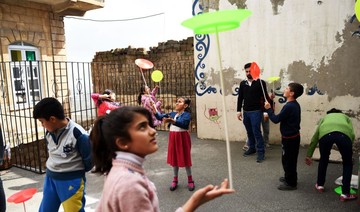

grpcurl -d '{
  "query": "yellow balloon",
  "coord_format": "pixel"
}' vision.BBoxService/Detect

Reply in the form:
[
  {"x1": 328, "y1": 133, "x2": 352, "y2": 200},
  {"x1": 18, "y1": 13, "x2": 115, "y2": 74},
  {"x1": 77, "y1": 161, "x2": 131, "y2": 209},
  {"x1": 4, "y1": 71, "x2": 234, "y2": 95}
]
[
  {"x1": 356, "y1": 0, "x2": 360, "y2": 22},
  {"x1": 151, "y1": 70, "x2": 163, "y2": 82}
]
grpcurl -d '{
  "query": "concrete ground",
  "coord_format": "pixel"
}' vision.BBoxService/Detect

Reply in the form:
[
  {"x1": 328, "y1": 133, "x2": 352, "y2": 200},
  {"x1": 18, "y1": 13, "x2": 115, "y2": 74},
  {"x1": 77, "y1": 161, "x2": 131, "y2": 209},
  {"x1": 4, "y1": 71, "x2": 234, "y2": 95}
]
[{"x1": 2, "y1": 131, "x2": 359, "y2": 212}]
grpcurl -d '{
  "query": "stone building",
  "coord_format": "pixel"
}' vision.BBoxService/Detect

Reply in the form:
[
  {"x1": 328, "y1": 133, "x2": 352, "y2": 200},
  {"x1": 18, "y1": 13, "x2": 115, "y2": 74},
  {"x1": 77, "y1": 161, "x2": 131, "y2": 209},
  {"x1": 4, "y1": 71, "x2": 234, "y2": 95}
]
[{"x1": 0, "y1": 0, "x2": 104, "y2": 171}]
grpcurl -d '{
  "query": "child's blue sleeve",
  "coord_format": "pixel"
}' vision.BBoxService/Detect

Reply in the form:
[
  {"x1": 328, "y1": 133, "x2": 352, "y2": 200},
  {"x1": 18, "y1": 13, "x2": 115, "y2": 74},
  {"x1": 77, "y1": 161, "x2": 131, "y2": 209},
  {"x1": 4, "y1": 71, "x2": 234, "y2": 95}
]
[
  {"x1": 173, "y1": 112, "x2": 191, "y2": 130},
  {"x1": 154, "y1": 112, "x2": 170, "y2": 120},
  {"x1": 74, "y1": 129, "x2": 93, "y2": 172}
]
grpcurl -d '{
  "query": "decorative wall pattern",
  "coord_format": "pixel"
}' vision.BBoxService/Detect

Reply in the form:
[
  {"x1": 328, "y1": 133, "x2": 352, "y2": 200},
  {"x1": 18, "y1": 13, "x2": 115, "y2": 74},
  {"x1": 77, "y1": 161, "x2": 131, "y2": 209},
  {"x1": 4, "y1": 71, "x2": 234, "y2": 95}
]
[{"x1": 193, "y1": 0, "x2": 216, "y2": 96}]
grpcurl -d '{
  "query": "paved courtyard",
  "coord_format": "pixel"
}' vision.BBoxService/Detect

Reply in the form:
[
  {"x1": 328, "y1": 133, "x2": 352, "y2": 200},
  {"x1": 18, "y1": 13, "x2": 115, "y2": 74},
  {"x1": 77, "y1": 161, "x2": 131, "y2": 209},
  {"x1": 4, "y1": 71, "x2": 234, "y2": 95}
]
[{"x1": 2, "y1": 131, "x2": 359, "y2": 211}]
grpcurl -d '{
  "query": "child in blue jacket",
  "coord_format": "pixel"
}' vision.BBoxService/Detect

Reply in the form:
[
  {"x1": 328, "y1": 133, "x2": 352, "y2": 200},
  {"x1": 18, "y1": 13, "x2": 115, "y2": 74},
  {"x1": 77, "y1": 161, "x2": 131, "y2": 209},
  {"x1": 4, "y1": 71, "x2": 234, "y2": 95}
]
[{"x1": 153, "y1": 97, "x2": 195, "y2": 191}]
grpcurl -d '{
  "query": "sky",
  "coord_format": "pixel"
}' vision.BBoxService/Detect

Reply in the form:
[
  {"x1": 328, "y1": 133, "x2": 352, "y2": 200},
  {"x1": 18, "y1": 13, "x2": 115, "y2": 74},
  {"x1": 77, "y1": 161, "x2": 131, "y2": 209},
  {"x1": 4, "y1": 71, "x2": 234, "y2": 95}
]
[{"x1": 64, "y1": 0, "x2": 194, "y2": 62}]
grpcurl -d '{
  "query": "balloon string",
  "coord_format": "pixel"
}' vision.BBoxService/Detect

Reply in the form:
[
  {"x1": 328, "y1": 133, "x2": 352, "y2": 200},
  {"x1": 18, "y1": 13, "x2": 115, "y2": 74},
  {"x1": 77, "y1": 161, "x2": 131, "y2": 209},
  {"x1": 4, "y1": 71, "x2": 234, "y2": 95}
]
[{"x1": 215, "y1": 29, "x2": 233, "y2": 189}]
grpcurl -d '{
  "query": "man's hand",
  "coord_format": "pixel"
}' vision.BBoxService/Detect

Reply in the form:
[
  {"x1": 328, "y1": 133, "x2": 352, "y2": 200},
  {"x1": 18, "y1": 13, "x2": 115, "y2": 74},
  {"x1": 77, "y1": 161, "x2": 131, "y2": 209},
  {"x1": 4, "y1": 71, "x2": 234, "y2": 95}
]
[{"x1": 237, "y1": 112, "x2": 242, "y2": 121}]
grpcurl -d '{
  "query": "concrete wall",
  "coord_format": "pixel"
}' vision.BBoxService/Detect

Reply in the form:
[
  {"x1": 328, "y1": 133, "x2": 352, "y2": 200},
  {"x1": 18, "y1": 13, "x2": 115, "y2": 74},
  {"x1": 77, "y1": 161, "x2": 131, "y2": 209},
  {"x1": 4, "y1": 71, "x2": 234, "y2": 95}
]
[{"x1": 194, "y1": 0, "x2": 360, "y2": 144}]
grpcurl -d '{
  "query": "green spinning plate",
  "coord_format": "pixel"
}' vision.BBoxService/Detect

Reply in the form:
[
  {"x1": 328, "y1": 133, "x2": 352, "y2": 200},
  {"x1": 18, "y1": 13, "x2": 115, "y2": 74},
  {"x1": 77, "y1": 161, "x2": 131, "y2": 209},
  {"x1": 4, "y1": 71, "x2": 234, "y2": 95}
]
[
  {"x1": 181, "y1": 9, "x2": 252, "y2": 34},
  {"x1": 334, "y1": 186, "x2": 357, "y2": 195},
  {"x1": 356, "y1": 0, "x2": 360, "y2": 22},
  {"x1": 267, "y1": 76, "x2": 281, "y2": 83}
]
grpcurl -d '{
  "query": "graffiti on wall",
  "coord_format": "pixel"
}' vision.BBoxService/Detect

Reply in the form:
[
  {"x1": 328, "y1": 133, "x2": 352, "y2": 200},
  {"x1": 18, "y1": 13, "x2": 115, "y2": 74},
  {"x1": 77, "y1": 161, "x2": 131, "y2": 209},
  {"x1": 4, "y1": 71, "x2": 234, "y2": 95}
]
[{"x1": 204, "y1": 105, "x2": 222, "y2": 125}]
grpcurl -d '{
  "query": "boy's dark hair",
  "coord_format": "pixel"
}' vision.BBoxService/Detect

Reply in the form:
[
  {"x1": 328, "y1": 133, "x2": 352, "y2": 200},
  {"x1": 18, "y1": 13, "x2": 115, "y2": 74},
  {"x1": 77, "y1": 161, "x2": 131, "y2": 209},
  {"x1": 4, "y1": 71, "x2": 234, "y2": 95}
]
[
  {"x1": 90, "y1": 106, "x2": 154, "y2": 175},
  {"x1": 326, "y1": 108, "x2": 343, "y2": 114},
  {"x1": 33, "y1": 97, "x2": 65, "y2": 120},
  {"x1": 288, "y1": 82, "x2": 304, "y2": 99},
  {"x1": 244, "y1": 63, "x2": 251, "y2": 69}
]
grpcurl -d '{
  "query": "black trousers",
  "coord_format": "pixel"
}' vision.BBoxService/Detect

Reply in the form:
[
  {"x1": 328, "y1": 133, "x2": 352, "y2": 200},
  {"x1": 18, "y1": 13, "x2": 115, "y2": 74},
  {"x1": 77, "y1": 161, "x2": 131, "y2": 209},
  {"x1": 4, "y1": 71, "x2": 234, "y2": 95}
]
[
  {"x1": 318, "y1": 132, "x2": 353, "y2": 194},
  {"x1": 0, "y1": 177, "x2": 5, "y2": 212},
  {"x1": 282, "y1": 135, "x2": 300, "y2": 187}
]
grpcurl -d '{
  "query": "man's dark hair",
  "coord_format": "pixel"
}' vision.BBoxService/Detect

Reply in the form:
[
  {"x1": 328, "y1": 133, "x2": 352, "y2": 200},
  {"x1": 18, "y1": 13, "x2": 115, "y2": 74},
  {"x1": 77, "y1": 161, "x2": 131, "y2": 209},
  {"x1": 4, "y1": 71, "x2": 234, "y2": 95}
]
[
  {"x1": 288, "y1": 82, "x2": 304, "y2": 99},
  {"x1": 244, "y1": 63, "x2": 251, "y2": 69},
  {"x1": 33, "y1": 97, "x2": 65, "y2": 120},
  {"x1": 326, "y1": 108, "x2": 343, "y2": 114}
]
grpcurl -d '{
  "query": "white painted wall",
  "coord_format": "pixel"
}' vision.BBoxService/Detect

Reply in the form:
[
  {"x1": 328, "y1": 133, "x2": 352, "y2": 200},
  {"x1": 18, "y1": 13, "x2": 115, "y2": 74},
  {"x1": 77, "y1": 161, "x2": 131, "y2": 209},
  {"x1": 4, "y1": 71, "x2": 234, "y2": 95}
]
[{"x1": 193, "y1": 0, "x2": 360, "y2": 144}]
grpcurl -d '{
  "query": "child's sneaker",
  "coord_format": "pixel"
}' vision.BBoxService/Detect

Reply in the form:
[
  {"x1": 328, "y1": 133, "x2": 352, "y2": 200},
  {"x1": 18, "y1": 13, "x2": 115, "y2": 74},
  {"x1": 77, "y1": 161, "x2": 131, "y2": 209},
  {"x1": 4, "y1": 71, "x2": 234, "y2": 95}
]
[
  {"x1": 340, "y1": 194, "x2": 357, "y2": 202},
  {"x1": 188, "y1": 181, "x2": 195, "y2": 191},
  {"x1": 315, "y1": 183, "x2": 324, "y2": 192},
  {"x1": 170, "y1": 181, "x2": 178, "y2": 191}
]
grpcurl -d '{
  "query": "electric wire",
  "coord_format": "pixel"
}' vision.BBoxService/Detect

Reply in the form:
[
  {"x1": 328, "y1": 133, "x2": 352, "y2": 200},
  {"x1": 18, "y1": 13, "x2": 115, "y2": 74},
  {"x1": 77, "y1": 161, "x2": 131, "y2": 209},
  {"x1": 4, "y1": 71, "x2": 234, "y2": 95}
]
[{"x1": 64, "y1": 12, "x2": 165, "y2": 22}]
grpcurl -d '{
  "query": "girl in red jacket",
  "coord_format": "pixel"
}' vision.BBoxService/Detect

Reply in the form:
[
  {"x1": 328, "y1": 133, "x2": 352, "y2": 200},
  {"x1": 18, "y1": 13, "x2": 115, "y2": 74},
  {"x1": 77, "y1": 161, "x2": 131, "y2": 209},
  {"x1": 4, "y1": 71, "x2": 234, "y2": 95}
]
[{"x1": 91, "y1": 89, "x2": 121, "y2": 116}]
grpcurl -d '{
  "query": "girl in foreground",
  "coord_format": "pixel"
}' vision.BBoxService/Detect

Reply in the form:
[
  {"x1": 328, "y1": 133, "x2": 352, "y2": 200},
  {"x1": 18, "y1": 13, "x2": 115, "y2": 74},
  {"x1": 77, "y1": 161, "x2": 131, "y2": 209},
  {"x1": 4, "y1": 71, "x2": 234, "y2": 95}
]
[{"x1": 90, "y1": 106, "x2": 234, "y2": 212}]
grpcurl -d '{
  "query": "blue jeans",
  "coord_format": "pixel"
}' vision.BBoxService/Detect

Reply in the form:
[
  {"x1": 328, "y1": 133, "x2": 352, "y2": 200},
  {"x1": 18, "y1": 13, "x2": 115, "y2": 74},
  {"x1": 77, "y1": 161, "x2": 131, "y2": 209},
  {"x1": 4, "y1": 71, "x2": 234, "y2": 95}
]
[
  {"x1": 243, "y1": 110, "x2": 265, "y2": 154},
  {"x1": 317, "y1": 132, "x2": 353, "y2": 194},
  {"x1": 261, "y1": 117, "x2": 270, "y2": 144}
]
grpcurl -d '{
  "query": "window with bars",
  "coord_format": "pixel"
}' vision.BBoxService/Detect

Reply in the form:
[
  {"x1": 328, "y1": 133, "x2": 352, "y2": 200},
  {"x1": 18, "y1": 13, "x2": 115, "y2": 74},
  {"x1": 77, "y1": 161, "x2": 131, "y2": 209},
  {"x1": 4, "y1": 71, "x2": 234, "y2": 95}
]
[{"x1": 9, "y1": 42, "x2": 42, "y2": 107}]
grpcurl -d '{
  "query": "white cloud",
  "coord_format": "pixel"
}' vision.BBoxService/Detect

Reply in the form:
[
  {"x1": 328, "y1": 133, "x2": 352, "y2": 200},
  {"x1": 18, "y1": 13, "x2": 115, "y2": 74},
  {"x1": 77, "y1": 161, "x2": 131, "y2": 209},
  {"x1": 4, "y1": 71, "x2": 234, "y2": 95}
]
[{"x1": 64, "y1": 0, "x2": 193, "y2": 62}]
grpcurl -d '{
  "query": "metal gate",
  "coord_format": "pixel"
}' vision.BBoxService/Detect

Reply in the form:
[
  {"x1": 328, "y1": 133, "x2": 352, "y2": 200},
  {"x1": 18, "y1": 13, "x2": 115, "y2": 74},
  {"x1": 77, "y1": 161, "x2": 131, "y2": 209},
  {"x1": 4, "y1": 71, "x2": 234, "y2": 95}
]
[{"x1": 0, "y1": 60, "x2": 196, "y2": 173}]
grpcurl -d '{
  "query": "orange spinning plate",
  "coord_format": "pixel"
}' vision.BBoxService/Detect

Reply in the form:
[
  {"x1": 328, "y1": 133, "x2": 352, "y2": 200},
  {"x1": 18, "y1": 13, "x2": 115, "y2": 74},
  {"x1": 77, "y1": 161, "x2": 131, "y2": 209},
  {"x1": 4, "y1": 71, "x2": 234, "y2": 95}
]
[
  {"x1": 135, "y1": 58, "x2": 154, "y2": 70},
  {"x1": 250, "y1": 62, "x2": 260, "y2": 80},
  {"x1": 7, "y1": 188, "x2": 37, "y2": 204}
]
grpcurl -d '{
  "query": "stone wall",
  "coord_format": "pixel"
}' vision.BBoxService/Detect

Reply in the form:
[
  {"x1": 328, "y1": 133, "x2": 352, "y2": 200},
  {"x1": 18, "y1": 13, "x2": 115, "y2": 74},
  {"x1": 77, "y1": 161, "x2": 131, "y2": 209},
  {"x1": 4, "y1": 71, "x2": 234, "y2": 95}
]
[
  {"x1": 92, "y1": 37, "x2": 194, "y2": 95},
  {"x1": 91, "y1": 37, "x2": 197, "y2": 131}
]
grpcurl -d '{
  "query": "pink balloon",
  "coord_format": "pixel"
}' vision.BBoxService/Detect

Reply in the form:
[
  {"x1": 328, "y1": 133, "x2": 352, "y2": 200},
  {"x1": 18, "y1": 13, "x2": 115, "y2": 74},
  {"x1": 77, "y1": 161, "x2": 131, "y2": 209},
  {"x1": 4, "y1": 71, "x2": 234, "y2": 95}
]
[
  {"x1": 135, "y1": 58, "x2": 154, "y2": 70},
  {"x1": 250, "y1": 62, "x2": 260, "y2": 80}
]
